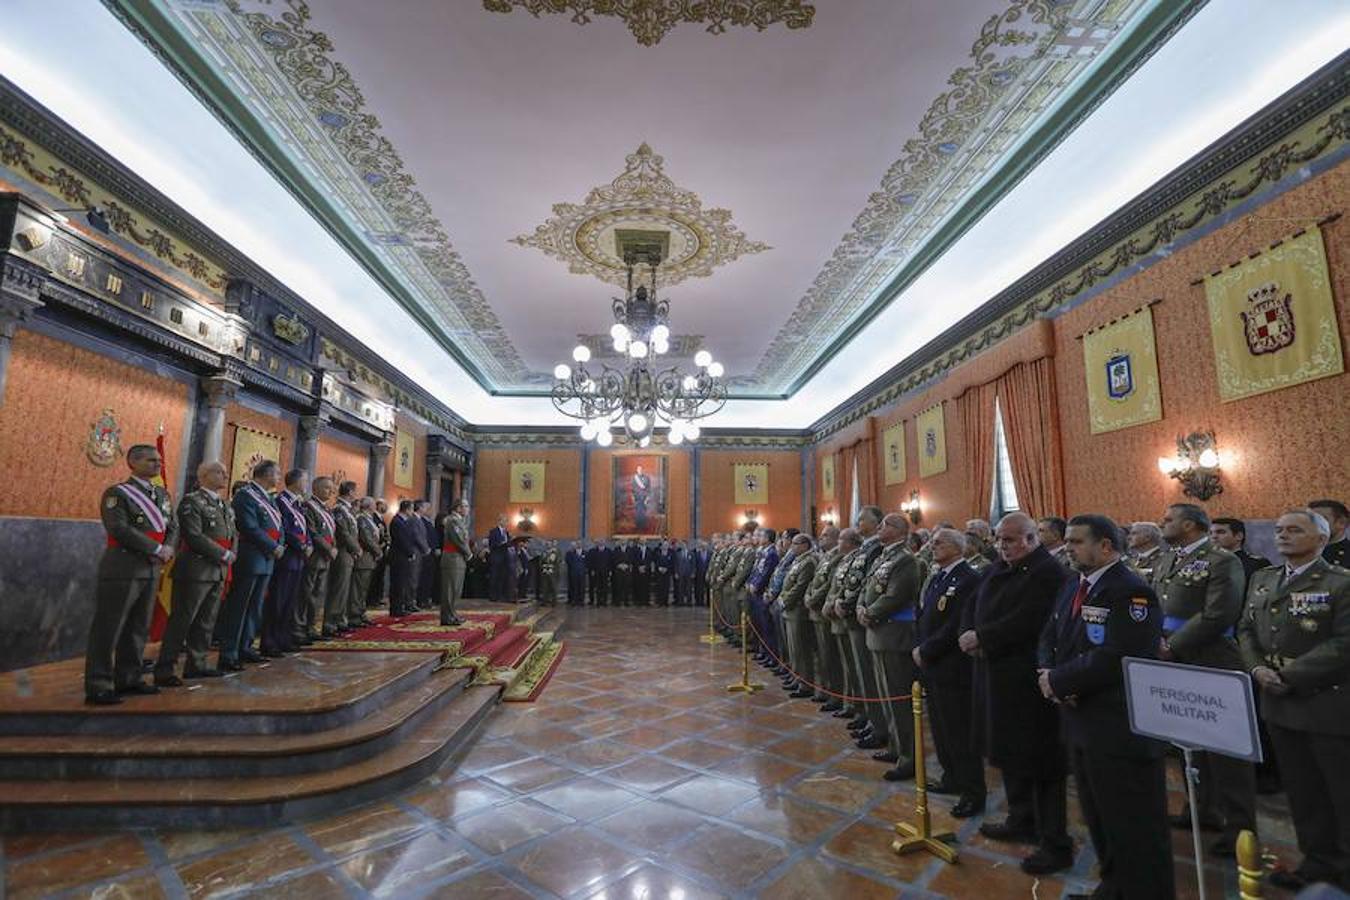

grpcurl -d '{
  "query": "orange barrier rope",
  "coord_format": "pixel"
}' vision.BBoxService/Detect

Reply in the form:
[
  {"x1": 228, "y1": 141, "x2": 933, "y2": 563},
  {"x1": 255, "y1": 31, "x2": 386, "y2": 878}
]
[{"x1": 709, "y1": 593, "x2": 911, "y2": 704}]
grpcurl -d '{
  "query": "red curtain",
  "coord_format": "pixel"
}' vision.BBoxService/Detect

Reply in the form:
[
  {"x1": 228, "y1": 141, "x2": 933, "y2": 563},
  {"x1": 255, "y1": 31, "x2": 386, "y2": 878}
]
[
  {"x1": 837, "y1": 443, "x2": 856, "y2": 524},
  {"x1": 996, "y1": 357, "x2": 1065, "y2": 519},
  {"x1": 956, "y1": 381, "x2": 996, "y2": 520},
  {"x1": 855, "y1": 438, "x2": 877, "y2": 509}
]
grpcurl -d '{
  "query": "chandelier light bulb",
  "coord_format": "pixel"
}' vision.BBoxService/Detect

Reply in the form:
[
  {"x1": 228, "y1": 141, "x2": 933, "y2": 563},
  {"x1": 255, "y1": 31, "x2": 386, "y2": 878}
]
[
  {"x1": 653, "y1": 338, "x2": 669, "y2": 355},
  {"x1": 652, "y1": 324, "x2": 670, "y2": 343},
  {"x1": 694, "y1": 350, "x2": 713, "y2": 368},
  {"x1": 707, "y1": 361, "x2": 724, "y2": 378},
  {"x1": 630, "y1": 340, "x2": 648, "y2": 359},
  {"x1": 684, "y1": 423, "x2": 701, "y2": 441},
  {"x1": 627, "y1": 412, "x2": 649, "y2": 433},
  {"x1": 1157, "y1": 456, "x2": 1177, "y2": 475},
  {"x1": 613, "y1": 336, "x2": 628, "y2": 352},
  {"x1": 639, "y1": 436, "x2": 651, "y2": 448},
  {"x1": 681, "y1": 375, "x2": 697, "y2": 391},
  {"x1": 596, "y1": 429, "x2": 613, "y2": 447},
  {"x1": 580, "y1": 422, "x2": 598, "y2": 441},
  {"x1": 553, "y1": 363, "x2": 571, "y2": 380},
  {"x1": 669, "y1": 429, "x2": 684, "y2": 445},
  {"x1": 572, "y1": 344, "x2": 591, "y2": 363},
  {"x1": 610, "y1": 323, "x2": 630, "y2": 341}
]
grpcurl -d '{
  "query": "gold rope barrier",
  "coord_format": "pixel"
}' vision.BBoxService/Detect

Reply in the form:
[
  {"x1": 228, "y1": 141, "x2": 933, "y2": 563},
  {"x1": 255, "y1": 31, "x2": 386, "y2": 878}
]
[
  {"x1": 1237, "y1": 829, "x2": 1262, "y2": 899},
  {"x1": 725, "y1": 610, "x2": 764, "y2": 694},
  {"x1": 892, "y1": 680, "x2": 957, "y2": 863},
  {"x1": 699, "y1": 594, "x2": 722, "y2": 645}
]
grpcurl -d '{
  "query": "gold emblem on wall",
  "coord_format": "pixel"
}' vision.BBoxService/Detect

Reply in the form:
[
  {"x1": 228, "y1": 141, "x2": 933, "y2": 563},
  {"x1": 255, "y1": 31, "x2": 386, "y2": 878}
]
[
  {"x1": 512, "y1": 143, "x2": 768, "y2": 289},
  {"x1": 916, "y1": 403, "x2": 947, "y2": 479},
  {"x1": 85, "y1": 409, "x2": 121, "y2": 468},
  {"x1": 882, "y1": 421, "x2": 906, "y2": 485},
  {"x1": 482, "y1": 0, "x2": 815, "y2": 47},
  {"x1": 734, "y1": 463, "x2": 769, "y2": 506},
  {"x1": 229, "y1": 424, "x2": 282, "y2": 486},
  {"x1": 820, "y1": 453, "x2": 835, "y2": 500},
  {"x1": 1203, "y1": 227, "x2": 1343, "y2": 402},
  {"x1": 394, "y1": 429, "x2": 415, "y2": 489},
  {"x1": 509, "y1": 460, "x2": 547, "y2": 503},
  {"x1": 1082, "y1": 304, "x2": 1163, "y2": 434}
]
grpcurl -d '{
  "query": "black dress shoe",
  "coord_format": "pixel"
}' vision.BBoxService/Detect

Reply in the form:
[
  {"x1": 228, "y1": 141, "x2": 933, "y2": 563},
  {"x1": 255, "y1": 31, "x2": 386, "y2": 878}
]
[
  {"x1": 116, "y1": 682, "x2": 160, "y2": 695},
  {"x1": 321, "y1": 627, "x2": 339, "y2": 638},
  {"x1": 184, "y1": 668, "x2": 223, "y2": 679},
  {"x1": 855, "y1": 734, "x2": 886, "y2": 750},
  {"x1": 154, "y1": 675, "x2": 184, "y2": 688},
  {"x1": 241, "y1": 651, "x2": 265, "y2": 663},
  {"x1": 85, "y1": 690, "x2": 123, "y2": 706},
  {"x1": 847, "y1": 717, "x2": 870, "y2": 731},
  {"x1": 926, "y1": 780, "x2": 958, "y2": 795},
  {"x1": 789, "y1": 688, "x2": 814, "y2": 699},
  {"x1": 1020, "y1": 847, "x2": 1074, "y2": 875},
  {"x1": 951, "y1": 796, "x2": 986, "y2": 818},
  {"x1": 261, "y1": 650, "x2": 286, "y2": 659},
  {"x1": 820, "y1": 701, "x2": 843, "y2": 712},
  {"x1": 872, "y1": 750, "x2": 899, "y2": 763},
  {"x1": 1169, "y1": 813, "x2": 1223, "y2": 832},
  {"x1": 219, "y1": 659, "x2": 244, "y2": 672},
  {"x1": 832, "y1": 708, "x2": 856, "y2": 719},
  {"x1": 883, "y1": 762, "x2": 916, "y2": 782},
  {"x1": 979, "y1": 820, "x2": 1038, "y2": 844}
]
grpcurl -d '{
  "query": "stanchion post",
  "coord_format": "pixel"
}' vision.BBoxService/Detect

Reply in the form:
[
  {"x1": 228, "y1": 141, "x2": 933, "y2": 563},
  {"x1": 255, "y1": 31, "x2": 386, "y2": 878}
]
[
  {"x1": 1181, "y1": 746, "x2": 1208, "y2": 900},
  {"x1": 725, "y1": 610, "x2": 764, "y2": 694},
  {"x1": 892, "y1": 679, "x2": 957, "y2": 863},
  {"x1": 699, "y1": 595, "x2": 721, "y2": 644},
  {"x1": 1236, "y1": 829, "x2": 1262, "y2": 899}
]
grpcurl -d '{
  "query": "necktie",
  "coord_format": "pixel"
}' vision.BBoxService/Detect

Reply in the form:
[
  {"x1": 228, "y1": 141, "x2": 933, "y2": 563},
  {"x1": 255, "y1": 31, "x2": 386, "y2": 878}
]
[
  {"x1": 1070, "y1": 577, "x2": 1090, "y2": 619},
  {"x1": 923, "y1": 572, "x2": 945, "y2": 609}
]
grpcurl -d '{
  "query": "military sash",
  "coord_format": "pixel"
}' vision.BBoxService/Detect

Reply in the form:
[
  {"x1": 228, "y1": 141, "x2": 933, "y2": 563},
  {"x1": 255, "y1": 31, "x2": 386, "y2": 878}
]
[
  {"x1": 246, "y1": 483, "x2": 284, "y2": 540},
  {"x1": 308, "y1": 498, "x2": 336, "y2": 545},
  {"x1": 109, "y1": 482, "x2": 167, "y2": 547}
]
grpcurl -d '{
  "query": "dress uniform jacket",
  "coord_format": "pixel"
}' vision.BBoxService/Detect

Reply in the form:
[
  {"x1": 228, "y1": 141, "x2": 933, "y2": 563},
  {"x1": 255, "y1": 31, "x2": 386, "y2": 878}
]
[
  {"x1": 781, "y1": 552, "x2": 818, "y2": 620},
  {"x1": 805, "y1": 548, "x2": 842, "y2": 623},
  {"x1": 325, "y1": 499, "x2": 360, "y2": 629},
  {"x1": 1128, "y1": 545, "x2": 1165, "y2": 583},
  {"x1": 155, "y1": 487, "x2": 228, "y2": 679},
  {"x1": 1324, "y1": 538, "x2": 1350, "y2": 570},
  {"x1": 963, "y1": 543, "x2": 1068, "y2": 776},
  {"x1": 861, "y1": 543, "x2": 922, "y2": 652},
  {"x1": 300, "y1": 496, "x2": 337, "y2": 638},
  {"x1": 827, "y1": 547, "x2": 861, "y2": 637},
  {"x1": 1153, "y1": 539, "x2": 1245, "y2": 669},
  {"x1": 915, "y1": 560, "x2": 981, "y2": 687}
]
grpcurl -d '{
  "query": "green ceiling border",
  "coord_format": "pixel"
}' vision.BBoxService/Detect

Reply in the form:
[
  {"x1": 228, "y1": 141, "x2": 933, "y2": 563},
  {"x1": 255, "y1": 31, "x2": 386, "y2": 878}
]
[{"x1": 105, "y1": 0, "x2": 1203, "y2": 402}]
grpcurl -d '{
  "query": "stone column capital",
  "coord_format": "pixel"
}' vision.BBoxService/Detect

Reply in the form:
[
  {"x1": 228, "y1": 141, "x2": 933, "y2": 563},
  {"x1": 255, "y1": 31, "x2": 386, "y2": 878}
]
[
  {"x1": 297, "y1": 409, "x2": 331, "y2": 442},
  {"x1": 371, "y1": 437, "x2": 395, "y2": 463},
  {"x1": 0, "y1": 255, "x2": 46, "y2": 338},
  {"x1": 199, "y1": 373, "x2": 243, "y2": 409}
]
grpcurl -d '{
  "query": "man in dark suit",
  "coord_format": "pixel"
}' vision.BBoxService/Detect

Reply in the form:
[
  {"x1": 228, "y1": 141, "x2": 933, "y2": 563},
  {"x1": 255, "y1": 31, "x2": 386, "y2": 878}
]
[
  {"x1": 487, "y1": 515, "x2": 511, "y2": 603},
  {"x1": 613, "y1": 539, "x2": 634, "y2": 606},
  {"x1": 85, "y1": 444, "x2": 180, "y2": 704},
  {"x1": 1309, "y1": 499, "x2": 1350, "y2": 569},
  {"x1": 1039, "y1": 514, "x2": 1172, "y2": 900},
  {"x1": 586, "y1": 539, "x2": 608, "y2": 606},
  {"x1": 634, "y1": 540, "x2": 653, "y2": 605},
  {"x1": 913, "y1": 527, "x2": 985, "y2": 816},
  {"x1": 262, "y1": 469, "x2": 311, "y2": 656},
  {"x1": 960, "y1": 512, "x2": 1072, "y2": 875},
  {"x1": 365, "y1": 499, "x2": 390, "y2": 608},
  {"x1": 694, "y1": 540, "x2": 711, "y2": 606},
  {"x1": 653, "y1": 539, "x2": 675, "y2": 605},
  {"x1": 218, "y1": 460, "x2": 284, "y2": 671},
  {"x1": 1212, "y1": 517, "x2": 1272, "y2": 580},
  {"x1": 674, "y1": 540, "x2": 695, "y2": 605},
  {"x1": 388, "y1": 500, "x2": 425, "y2": 616},
  {"x1": 415, "y1": 500, "x2": 438, "y2": 609},
  {"x1": 565, "y1": 541, "x2": 586, "y2": 605}
]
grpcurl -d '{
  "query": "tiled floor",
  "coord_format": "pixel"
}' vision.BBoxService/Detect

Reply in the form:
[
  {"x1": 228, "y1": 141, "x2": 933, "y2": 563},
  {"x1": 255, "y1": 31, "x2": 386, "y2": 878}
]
[{"x1": 0, "y1": 607, "x2": 1301, "y2": 899}]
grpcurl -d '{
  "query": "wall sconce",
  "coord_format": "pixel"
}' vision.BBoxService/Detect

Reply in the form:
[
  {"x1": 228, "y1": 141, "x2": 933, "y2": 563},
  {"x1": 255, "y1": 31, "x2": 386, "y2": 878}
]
[
  {"x1": 900, "y1": 490, "x2": 922, "y2": 525},
  {"x1": 740, "y1": 508, "x2": 759, "y2": 528},
  {"x1": 820, "y1": 507, "x2": 838, "y2": 527},
  {"x1": 1157, "y1": 431, "x2": 1223, "y2": 501},
  {"x1": 516, "y1": 507, "x2": 536, "y2": 531}
]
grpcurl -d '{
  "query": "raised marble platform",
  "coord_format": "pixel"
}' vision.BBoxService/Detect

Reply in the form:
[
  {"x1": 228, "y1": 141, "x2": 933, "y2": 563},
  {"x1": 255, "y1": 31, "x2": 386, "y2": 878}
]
[{"x1": 0, "y1": 603, "x2": 570, "y2": 830}]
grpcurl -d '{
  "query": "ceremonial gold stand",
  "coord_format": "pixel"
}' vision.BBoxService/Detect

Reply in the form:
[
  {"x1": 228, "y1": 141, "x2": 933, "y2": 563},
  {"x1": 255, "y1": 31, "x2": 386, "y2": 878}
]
[
  {"x1": 1237, "y1": 829, "x2": 1262, "y2": 899},
  {"x1": 892, "y1": 680, "x2": 957, "y2": 863},
  {"x1": 725, "y1": 611, "x2": 764, "y2": 694},
  {"x1": 699, "y1": 596, "x2": 722, "y2": 644}
]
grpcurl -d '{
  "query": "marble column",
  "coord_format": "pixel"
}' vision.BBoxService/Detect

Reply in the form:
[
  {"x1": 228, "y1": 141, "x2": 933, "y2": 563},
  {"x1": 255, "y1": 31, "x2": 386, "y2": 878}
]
[
  {"x1": 0, "y1": 256, "x2": 46, "y2": 407},
  {"x1": 296, "y1": 410, "x2": 329, "y2": 475},
  {"x1": 199, "y1": 374, "x2": 241, "y2": 464},
  {"x1": 369, "y1": 437, "x2": 393, "y2": 498}
]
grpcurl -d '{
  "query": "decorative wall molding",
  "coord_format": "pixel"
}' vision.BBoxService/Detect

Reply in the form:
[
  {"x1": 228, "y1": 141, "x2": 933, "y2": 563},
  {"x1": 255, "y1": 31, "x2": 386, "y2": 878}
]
[
  {"x1": 810, "y1": 57, "x2": 1350, "y2": 441},
  {"x1": 481, "y1": 0, "x2": 815, "y2": 47}
]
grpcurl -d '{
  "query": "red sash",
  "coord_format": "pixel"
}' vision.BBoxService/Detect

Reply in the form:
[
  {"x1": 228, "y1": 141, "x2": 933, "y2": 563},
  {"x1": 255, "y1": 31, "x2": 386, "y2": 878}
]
[
  {"x1": 107, "y1": 482, "x2": 168, "y2": 550},
  {"x1": 108, "y1": 530, "x2": 166, "y2": 550},
  {"x1": 443, "y1": 542, "x2": 462, "y2": 554},
  {"x1": 217, "y1": 537, "x2": 235, "y2": 593},
  {"x1": 266, "y1": 528, "x2": 282, "y2": 540}
]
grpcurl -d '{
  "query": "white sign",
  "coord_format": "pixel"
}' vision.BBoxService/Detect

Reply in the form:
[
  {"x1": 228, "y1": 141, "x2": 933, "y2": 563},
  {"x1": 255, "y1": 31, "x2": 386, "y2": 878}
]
[{"x1": 1123, "y1": 657, "x2": 1263, "y2": 762}]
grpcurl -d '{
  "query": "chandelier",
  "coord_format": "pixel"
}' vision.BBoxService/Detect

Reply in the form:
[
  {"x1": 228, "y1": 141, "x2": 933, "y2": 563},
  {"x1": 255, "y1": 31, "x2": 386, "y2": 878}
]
[{"x1": 552, "y1": 253, "x2": 727, "y2": 447}]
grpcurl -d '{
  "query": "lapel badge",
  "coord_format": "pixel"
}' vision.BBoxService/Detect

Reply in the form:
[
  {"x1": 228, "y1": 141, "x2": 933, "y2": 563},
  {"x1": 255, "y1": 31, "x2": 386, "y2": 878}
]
[{"x1": 1129, "y1": 597, "x2": 1149, "y2": 623}]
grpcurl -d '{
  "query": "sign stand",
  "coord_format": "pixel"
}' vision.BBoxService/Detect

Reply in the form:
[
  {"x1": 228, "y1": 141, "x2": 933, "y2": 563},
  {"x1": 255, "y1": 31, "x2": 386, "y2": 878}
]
[{"x1": 1179, "y1": 744, "x2": 1207, "y2": 900}]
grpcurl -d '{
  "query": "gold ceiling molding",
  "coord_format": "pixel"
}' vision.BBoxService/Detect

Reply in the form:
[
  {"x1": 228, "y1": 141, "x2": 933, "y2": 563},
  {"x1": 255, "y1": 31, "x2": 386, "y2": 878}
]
[
  {"x1": 482, "y1": 0, "x2": 815, "y2": 47},
  {"x1": 512, "y1": 142, "x2": 768, "y2": 288}
]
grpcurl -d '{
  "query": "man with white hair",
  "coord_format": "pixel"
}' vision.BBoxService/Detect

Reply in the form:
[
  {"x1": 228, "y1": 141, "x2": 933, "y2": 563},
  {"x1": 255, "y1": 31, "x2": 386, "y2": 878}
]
[
  {"x1": 1240, "y1": 508, "x2": 1350, "y2": 891},
  {"x1": 1126, "y1": 521, "x2": 1165, "y2": 580},
  {"x1": 960, "y1": 511, "x2": 1073, "y2": 874}
]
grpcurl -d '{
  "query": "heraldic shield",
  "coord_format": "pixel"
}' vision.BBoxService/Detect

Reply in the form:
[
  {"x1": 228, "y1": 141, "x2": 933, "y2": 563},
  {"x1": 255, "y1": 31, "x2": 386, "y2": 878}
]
[
  {"x1": 1106, "y1": 353, "x2": 1134, "y2": 400},
  {"x1": 1241, "y1": 282, "x2": 1296, "y2": 356}
]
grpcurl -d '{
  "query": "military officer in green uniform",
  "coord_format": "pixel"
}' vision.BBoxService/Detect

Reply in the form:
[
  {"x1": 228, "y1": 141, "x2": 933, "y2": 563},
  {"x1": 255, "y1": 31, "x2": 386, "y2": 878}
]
[
  {"x1": 85, "y1": 444, "x2": 179, "y2": 704},
  {"x1": 823, "y1": 529, "x2": 863, "y2": 721},
  {"x1": 539, "y1": 541, "x2": 562, "y2": 606},
  {"x1": 154, "y1": 460, "x2": 233, "y2": 686},
  {"x1": 805, "y1": 527, "x2": 843, "y2": 709},
  {"x1": 1126, "y1": 521, "x2": 1166, "y2": 581},
  {"x1": 1240, "y1": 507, "x2": 1350, "y2": 891},
  {"x1": 321, "y1": 481, "x2": 361, "y2": 637},
  {"x1": 715, "y1": 533, "x2": 744, "y2": 635},
  {"x1": 779, "y1": 534, "x2": 818, "y2": 699},
  {"x1": 1311, "y1": 499, "x2": 1350, "y2": 569},
  {"x1": 1154, "y1": 502, "x2": 1255, "y2": 855},
  {"x1": 841, "y1": 506, "x2": 888, "y2": 750},
  {"x1": 439, "y1": 498, "x2": 471, "y2": 626},
  {"x1": 727, "y1": 532, "x2": 757, "y2": 642},
  {"x1": 297, "y1": 476, "x2": 337, "y2": 644},
  {"x1": 347, "y1": 497, "x2": 381, "y2": 626},
  {"x1": 860, "y1": 513, "x2": 923, "y2": 780}
]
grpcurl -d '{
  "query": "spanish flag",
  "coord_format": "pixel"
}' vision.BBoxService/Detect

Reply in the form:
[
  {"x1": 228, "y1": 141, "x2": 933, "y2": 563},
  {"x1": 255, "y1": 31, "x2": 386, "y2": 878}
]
[{"x1": 149, "y1": 428, "x2": 175, "y2": 642}]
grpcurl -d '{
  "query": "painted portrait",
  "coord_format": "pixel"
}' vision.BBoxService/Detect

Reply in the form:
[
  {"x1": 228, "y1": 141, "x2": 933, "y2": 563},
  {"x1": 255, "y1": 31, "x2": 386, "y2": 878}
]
[{"x1": 612, "y1": 454, "x2": 667, "y2": 537}]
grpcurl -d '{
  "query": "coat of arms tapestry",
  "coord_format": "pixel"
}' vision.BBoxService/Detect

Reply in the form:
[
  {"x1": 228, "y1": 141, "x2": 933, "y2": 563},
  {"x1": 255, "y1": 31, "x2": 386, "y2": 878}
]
[
  {"x1": 882, "y1": 421, "x2": 906, "y2": 485},
  {"x1": 916, "y1": 403, "x2": 947, "y2": 478},
  {"x1": 1203, "y1": 227, "x2": 1342, "y2": 402},
  {"x1": 1082, "y1": 305, "x2": 1163, "y2": 434},
  {"x1": 733, "y1": 463, "x2": 769, "y2": 506},
  {"x1": 509, "y1": 460, "x2": 546, "y2": 503}
]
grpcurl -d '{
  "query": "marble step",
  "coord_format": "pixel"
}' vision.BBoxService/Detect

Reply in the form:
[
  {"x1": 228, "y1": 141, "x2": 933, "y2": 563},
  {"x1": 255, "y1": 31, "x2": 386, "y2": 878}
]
[
  {"x1": 0, "y1": 683, "x2": 501, "y2": 831},
  {"x1": 0, "y1": 652, "x2": 440, "y2": 736},
  {"x1": 0, "y1": 666, "x2": 473, "y2": 780}
]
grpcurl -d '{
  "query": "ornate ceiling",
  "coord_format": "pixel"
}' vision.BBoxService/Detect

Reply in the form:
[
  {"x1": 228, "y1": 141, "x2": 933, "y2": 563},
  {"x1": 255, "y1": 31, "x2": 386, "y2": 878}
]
[{"x1": 108, "y1": 0, "x2": 1191, "y2": 397}]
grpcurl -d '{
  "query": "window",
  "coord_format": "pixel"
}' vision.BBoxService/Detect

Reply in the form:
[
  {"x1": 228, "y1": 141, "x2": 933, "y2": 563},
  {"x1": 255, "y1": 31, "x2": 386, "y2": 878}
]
[
  {"x1": 849, "y1": 461, "x2": 861, "y2": 526},
  {"x1": 991, "y1": 396, "x2": 1020, "y2": 519}
]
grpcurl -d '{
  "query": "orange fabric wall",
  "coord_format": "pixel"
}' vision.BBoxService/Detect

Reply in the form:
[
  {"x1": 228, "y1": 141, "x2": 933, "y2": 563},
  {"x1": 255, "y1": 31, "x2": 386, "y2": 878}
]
[
  {"x1": 316, "y1": 434, "x2": 369, "y2": 490},
  {"x1": 222, "y1": 403, "x2": 295, "y2": 484},
  {"x1": 699, "y1": 449, "x2": 803, "y2": 535},
  {"x1": 384, "y1": 413, "x2": 427, "y2": 508},
  {"x1": 586, "y1": 448, "x2": 692, "y2": 539},
  {"x1": 474, "y1": 447, "x2": 583, "y2": 538},
  {"x1": 1054, "y1": 163, "x2": 1350, "y2": 522},
  {"x1": 812, "y1": 160, "x2": 1350, "y2": 526},
  {"x1": 0, "y1": 329, "x2": 189, "y2": 519}
]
